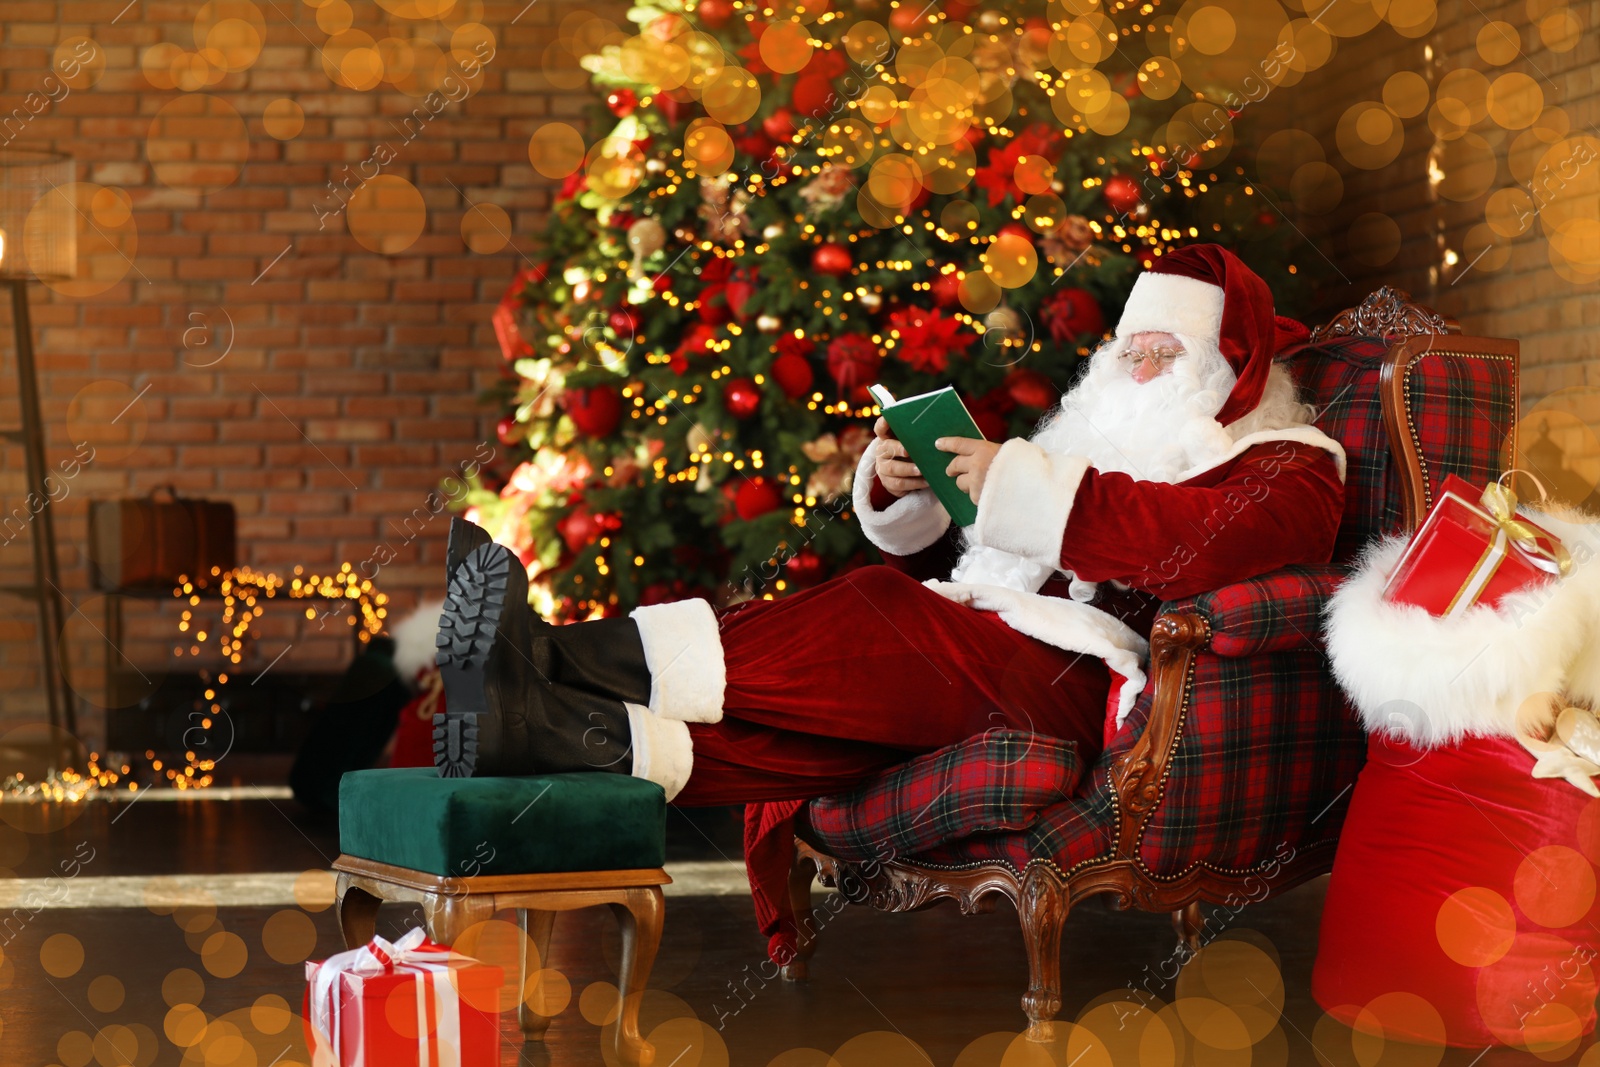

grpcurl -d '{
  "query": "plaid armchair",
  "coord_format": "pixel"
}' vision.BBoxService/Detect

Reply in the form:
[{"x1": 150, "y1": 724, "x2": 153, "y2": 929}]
[{"x1": 786, "y1": 289, "x2": 1521, "y2": 1039}]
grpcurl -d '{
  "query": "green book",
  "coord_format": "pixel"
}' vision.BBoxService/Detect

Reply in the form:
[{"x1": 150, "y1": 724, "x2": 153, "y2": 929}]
[{"x1": 868, "y1": 384, "x2": 986, "y2": 527}]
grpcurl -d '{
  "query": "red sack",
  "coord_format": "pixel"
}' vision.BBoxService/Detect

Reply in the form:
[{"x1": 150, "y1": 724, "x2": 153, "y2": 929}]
[{"x1": 1313, "y1": 733, "x2": 1600, "y2": 1050}]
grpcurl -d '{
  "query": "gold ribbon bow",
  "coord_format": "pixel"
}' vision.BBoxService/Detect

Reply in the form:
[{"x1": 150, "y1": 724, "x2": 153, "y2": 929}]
[{"x1": 1479, "y1": 482, "x2": 1572, "y2": 577}]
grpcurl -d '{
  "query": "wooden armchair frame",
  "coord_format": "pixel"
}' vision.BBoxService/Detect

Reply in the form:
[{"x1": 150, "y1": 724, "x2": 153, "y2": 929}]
[{"x1": 785, "y1": 288, "x2": 1520, "y2": 1040}]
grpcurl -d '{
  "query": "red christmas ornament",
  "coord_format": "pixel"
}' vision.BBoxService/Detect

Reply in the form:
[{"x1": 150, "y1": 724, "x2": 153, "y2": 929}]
[
  {"x1": 723, "y1": 377, "x2": 762, "y2": 419},
  {"x1": 785, "y1": 547, "x2": 826, "y2": 586},
  {"x1": 826, "y1": 334, "x2": 882, "y2": 399},
  {"x1": 656, "y1": 90, "x2": 694, "y2": 124},
  {"x1": 791, "y1": 74, "x2": 836, "y2": 120},
  {"x1": 762, "y1": 107, "x2": 797, "y2": 142},
  {"x1": 1103, "y1": 174, "x2": 1142, "y2": 215},
  {"x1": 812, "y1": 242, "x2": 853, "y2": 276},
  {"x1": 606, "y1": 88, "x2": 637, "y2": 117},
  {"x1": 734, "y1": 477, "x2": 784, "y2": 521},
  {"x1": 496, "y1": 415, "x2": 521, "y2": 446},
  {"x1": 725, "y1": 279, "x2": 757, "y2": 322},
  {"x1": 967, "y1": 389, "x2": 1014, "y2": 442},
  {"x1": 652, "y1": 273, "x2": 673, "y2": 294},
  {"x1": 998, "y1": 222, "x2": 1034, "y2": 243},
  {"x1": 697, "y1": 0, "x2": 733, "y2": 28},
  {"x1": 566, "y1": 384, "x2": 623, "y2": 437},
  {"x1": 608, "y1": 308, "x2": 636, "y2": 336},
  {"x1": 930, "y1": 271, "x2": 962, "y2": 308},
  {"x1": 698, "y1": 286, "x2": 731, "y2": 325},
  {"x1": 733, "y1": 129, "x2": 773, "y2": 159},
  {"x1": 1043, "y1": 287, "x2": 1105, "y2": 343},
  {"x1": 1257, "y1": 210, "x2": 1279, "y2": 228},
  {"x1": 1004, "y1": 368, "x2": 1058, "y2": 410},
  {"x1": 557, "y1": 503, "x2": 605, "y2": 554},
  {"x1": 771, "y1": 352, "x2": 814, "y2": 399}
]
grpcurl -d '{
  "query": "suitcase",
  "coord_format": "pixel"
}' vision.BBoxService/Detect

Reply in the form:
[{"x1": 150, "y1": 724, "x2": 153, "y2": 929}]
[{"x1": 89, "y1": 488, "x2": 236, "y2": 591}]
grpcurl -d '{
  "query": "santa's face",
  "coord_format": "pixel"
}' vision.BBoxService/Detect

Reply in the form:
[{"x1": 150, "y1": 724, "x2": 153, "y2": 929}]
[{"x1": 1124, "y1": 331, "x2": 1182, "y2": 384}]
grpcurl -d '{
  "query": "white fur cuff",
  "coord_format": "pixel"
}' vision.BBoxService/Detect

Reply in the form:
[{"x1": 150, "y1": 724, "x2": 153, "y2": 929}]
[
  {"x1": 626, "y1": 702, "x2": 693, "y2": 801},
  {"x1": 1115, "y1": 272, "x2": 1225, "y2": 344},
  {"x1": 852, "y1": 438, "x2": 953, "y2": 556},
  {"x1": 629, "y1": 598, "x2": 726, "y2": 723},
  {"x1": 970, "y1": 439, "x2": 1088, "y2": 567}
]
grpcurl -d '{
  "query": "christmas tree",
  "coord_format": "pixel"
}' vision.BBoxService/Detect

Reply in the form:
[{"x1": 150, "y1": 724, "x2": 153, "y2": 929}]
[{"x1": 473, "y1": 0, "x2": 1308, "y2": 620}]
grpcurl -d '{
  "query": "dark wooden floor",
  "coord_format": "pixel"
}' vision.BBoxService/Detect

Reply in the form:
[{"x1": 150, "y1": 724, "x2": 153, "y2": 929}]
[{"x1": 0, "y1": 797, "x2": 1589, "y2": 1066}]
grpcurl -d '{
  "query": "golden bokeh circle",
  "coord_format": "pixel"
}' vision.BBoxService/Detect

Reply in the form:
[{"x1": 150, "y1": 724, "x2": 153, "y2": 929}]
[
  {"x1": 54, "y1": 36, "x2": 106, "y2": 89},
  {"x1": 1524, "y1": 1000, "x2": 1586, "y2": 1060},
  {"x1": 1514, "y1": 401, "x2": 1600, "y2": 510},
  {"x1": 148, "y1": 94, "x2": 250, "y2": 193},
  {"x1": 1437, "y1": 68, "x2": 1491, "y2": 127},
  {"x1": 529, "y1": 122, "x2": 586, "y2": 180},
  {"x1": 858, "y1": 84, "x2": 899, "y2": 126},
  {"x1": 920, "y1": 141, "x2": 976, "y2": 195},
  {"x1": 941, "y1": 200, "x2": 980, "y2": 235},
  {"x1": 250, "y1": 993, "x2": 292, "y2": 1035},
  {"x1": 1540, "y1": 9, "x2": 1582, "y2": 50},
  {"x1": 1024, "y1": 193, "x2": 1066, "y2": 234},
  {"x1": 684, "y1": 123, "x2": 736, "y2": 177},
  {"x1": 203, "y1": 18, "x2": 264, "y2": 72},
  {"x1": 760, "y1": 21, "x2": 814, "y2": 74},
  {"x1": 584, "y1": 137, "x2": 647, "y2": 201},
  {"x1": 141, "y1": 42, "x2": 183, "y2": 89},
  {"x1": 522, "y1": 967, "x2": 572, "y2": 1017},
  {"x1": 1488, "y1": 72, "x2": 1544, "y2": 129},
  {"x1": 261, "y1": 908, "x2": 319, "y2": 964},
  {"x1": 26, "y1": 182, "x2": 139, "y2": 297},
  {"x1": 1317, "y1": 0, "x2": 1382, "y2": 35},
  {"x1": 163, "y1": 967, "x2": 206, "y2": 1007},
  {"x1": 703, "y1": 66, "x2": 762, "y2": 125},
  {"x1": 1290, "y1": 160, "x2": 1343, "y2": 214},
  {"x1": 1075, "y1": 1000, "x2": 1178, "y2": 1066},
  {"x1": 1165, "y1": 101, "x2": 1233, "y2": 168},
  {"x1": 346, "y1": 174, "x2": 427, "y2": 254},
  {"x1": 461, "y1": 202, "x2": 511, "y2": 254},
  {"x1": 92, "y1": 1024, "x2": 143, "y2": 1067},
  {"x1": 1388, "y1": 0, "x2": 1438, "y2": 36},
  {"x1": 262, "y1": 98, "x2": 304, "y2": 140},
  {"x1": 984, "y1": 232, "x2": 1038, "y2": 289},
  {"x1": 316, "y1": 0, "x2": 352, "y2": 33},
  {"x1": 648, "y1": 1017, "x2": 731, "y2": 1067},
  {"x1": 164, "y1": 1003, "x2": 207, "y2": 1048},
  {"x1": 450, "y1": 21, "x2": 495, "y2": 67},
  {"x1": 580, "y1": 980, "x2": 622, "y2": 1026},
  {"x1": 1382, "y1": 70, "x2": 1430, "y2": 118},
  {"x1": 866, "y1": 153, "x2": 922, "y2": 211},
  {"x1": 41, "y1": 932, "x2": 85, "y2": 978},
  {"x1": 1486, "y1": 187, "x2": 1535, "y2": 237},
  {"x1": 834, "y1": 1030, "x2": 934, "y2": 1066},
  {"x1": 1476, "y1": 20, "x2": 1522, "y2": 64},
  {"x1": 201, "y1": 930, "x2": 248, "y2": 978},
  {"x1": 1434, "y1": 133, "x2": 1497, "y2": 202},
  {"x1": 88, "y1": 973, "x2": 125, "y2": 1013},
  {"x1": 959, "y1": 270, "x2": 1002, "y2": 314},
  {"x1": 1337, "y1": 101, "x2": 1403, "y2": 169},
  {"x1": 1514, "y1": 844, "x2": 1596, "y2": 928},
  {"x1": 453, "y1": 916, "x2": 535, "y2": 1015},
  {"x1": 57, "y1": 1030, "x2": 92, "y2": 1067},
  {"x1": 1137, "y1": 56, "x2": 1183, "y2": 100},
  {"x1": 1436, "y1": 885, "x2": 1516, "y2": 967},
  {"x1": 1187, "y1": 5, "x2": 1237, "y2": 53},
  {"x1": 291, "y1": 868, "x2": 336, "y2": 912},
  {"x1": 1351, "y1": 991, "x2": 1446, "y2": 1064},
  {"x1": 1462, "y1": 223, "x2": 1512, "y2": 276},
  {"x1": 842, "y1": 20, "x2": 889, "y2": 65}
]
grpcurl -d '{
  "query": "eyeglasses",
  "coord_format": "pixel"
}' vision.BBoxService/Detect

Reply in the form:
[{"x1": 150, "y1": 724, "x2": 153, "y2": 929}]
[{"x1": 1119, "y1": 345, "x2": 1184, "y2": 370}]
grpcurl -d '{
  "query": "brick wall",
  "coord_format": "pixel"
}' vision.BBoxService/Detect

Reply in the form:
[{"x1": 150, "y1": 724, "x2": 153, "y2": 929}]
[
  {"x1": 1250, "y1": 2, "x2": 1600, "y2": 399},
  {"x1": 0, "y1": 0, "x2": 617, "y2": 743}
]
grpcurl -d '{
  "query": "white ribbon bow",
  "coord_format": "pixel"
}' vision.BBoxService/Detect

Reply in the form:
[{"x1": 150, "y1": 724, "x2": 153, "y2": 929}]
[{"x1": 308, "y1": 926, "x2": 462, "y2": 1067}]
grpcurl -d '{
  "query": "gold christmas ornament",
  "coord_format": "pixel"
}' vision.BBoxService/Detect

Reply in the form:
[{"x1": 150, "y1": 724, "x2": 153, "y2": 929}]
[{"x1": 626, "y1": 217, "x2": 666, "y2": 278}]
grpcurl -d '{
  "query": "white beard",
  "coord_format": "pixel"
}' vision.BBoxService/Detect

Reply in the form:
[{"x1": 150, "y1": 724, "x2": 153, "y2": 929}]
[{"x1": 949, "y1": 334, "x2": 1314, "y2": 595}]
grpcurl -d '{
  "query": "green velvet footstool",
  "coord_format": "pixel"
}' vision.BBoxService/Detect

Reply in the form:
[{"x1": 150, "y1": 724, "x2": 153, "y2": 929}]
[{"x1": 333, "y1": 768, "x2": 670, "y2": 1066}]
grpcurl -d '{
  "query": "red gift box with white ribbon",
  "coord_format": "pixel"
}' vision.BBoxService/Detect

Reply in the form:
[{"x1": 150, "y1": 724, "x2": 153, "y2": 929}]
[
  {"x1": 1382, "y1": 473, "x2": 1570, "y2": 617},
  {"x1": 302, "y1": 927, "x2": 503, "y2": 1067}
]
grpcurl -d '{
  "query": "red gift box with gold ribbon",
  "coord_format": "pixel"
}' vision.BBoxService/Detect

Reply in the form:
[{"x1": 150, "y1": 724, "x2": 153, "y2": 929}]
[
  {"x1": 302, "y1": 928, "x2": 502, "y2": 1067},
  {"x1": 1382, "y1": 474, "x2": 1570, "y2": 616}
]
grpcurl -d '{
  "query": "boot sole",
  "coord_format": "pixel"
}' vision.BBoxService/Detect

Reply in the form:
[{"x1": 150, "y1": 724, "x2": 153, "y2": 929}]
[{"x1": 433, "y1": 543, "x2": 528, "y2": 777}]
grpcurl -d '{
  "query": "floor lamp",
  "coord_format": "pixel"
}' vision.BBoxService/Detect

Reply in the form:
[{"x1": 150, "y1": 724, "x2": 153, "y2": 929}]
[{"x1": 1, "y1": 149, "x2": 78, "y2": 737}]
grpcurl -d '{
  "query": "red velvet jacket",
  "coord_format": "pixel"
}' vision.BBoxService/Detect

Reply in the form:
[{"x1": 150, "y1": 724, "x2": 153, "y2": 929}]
[{"x1": 866, "y1": 439, "x2": 1345, "y2": 631}]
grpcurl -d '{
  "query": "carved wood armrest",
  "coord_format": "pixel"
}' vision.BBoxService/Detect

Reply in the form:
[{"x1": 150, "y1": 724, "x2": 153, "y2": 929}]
[{"x1": 1108, "y1": 612, "x2": 1211, "y2": 861}]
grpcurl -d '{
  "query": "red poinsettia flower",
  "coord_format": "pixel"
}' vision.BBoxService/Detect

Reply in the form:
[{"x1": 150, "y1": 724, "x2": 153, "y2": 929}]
[
  {"x1": 774, "y1": 333, "x2": 816, "y2": 360},
  {"x1": 887, "y1": 306, "x2": 976, "y2": 374},
  {"x1": 558, "y1": 171, "x2": 587, "y2": 201},
  {"x1": 671, "y1": 322, "x2": 720, "y2": 373},
  {"x1": 971, "y1": 123, "x2": 1066, "y2": 207}
]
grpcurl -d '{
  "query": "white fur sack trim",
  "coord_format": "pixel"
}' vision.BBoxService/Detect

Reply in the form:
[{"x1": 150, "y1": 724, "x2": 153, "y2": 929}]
[
  {"x1": 924, "y1": 579, "x2": 1150, "y2": 727},
  {"x1": 1115, "y1": 272, "x2": 1225, "y2": 345},
  {"x1": 625, "y1": 701, "x2": 693, "y2": 801},
  {"x1": 852, "y1": 437, "x2": 953, "y2": 556},
  {"x1": 390, "y1": 596, "x2": 444, "y2": 683},
  {"x1": 970, "y1": 439, "x2": 1089, "y2": 567},
  {"x1": 1324, "y1": 509, "x2": 1600, "y2": 747},
  {"x1": 629, "y1": 598, "x2": 726, "y2": 723}
]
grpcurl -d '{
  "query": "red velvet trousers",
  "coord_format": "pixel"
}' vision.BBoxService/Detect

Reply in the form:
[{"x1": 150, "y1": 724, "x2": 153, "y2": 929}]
[{"x1": 671, "y1": 565, "x2": 1112, "y2": 806}]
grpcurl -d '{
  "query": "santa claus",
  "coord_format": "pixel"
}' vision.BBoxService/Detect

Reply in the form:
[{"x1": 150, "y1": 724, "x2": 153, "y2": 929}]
[{"x1": 429, "y1": 244, "x2": 1347, "y2": 945}]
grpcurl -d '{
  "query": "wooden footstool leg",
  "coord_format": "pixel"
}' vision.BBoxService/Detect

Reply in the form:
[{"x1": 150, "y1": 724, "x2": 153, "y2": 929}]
[
  {"x1": 609, "y1": 885, "x2": 665, "y2": 1067},
  {"x1": 424, "y1": 891, "x2": 495, "y2": 946},
  {"x1": 335, "y1": 875, "x2": 382, "y2": 949},
  {"x1": 519, "y1": 908, "x2": 557, "y2": 1038}
]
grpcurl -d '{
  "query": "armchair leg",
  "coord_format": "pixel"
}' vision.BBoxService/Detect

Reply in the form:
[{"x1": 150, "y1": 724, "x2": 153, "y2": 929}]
[
  {"x1": 1018, "y1": 867, "x2": 1069, "y2": 1043},
  {"x1": 1173, "y1": 902, "x2": 1203, "y2": 958},
  {"x1": 782, "y1": 851, "x2": 817, "y2": 981}
]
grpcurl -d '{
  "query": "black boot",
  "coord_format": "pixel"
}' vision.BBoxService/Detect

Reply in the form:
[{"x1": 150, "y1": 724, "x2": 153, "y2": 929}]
[
  {"x1": 537, "y1": 617, "x2": 653, "y2": 707},
  {"x1": 433, "y1": 542, "x2": 635, "y2": 778}
]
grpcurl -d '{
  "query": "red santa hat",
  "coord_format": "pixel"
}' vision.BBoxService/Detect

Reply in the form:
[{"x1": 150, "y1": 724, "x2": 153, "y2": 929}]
[{"x1": 1113, "y1": 244, "x2": 1275, "y2": 426}]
